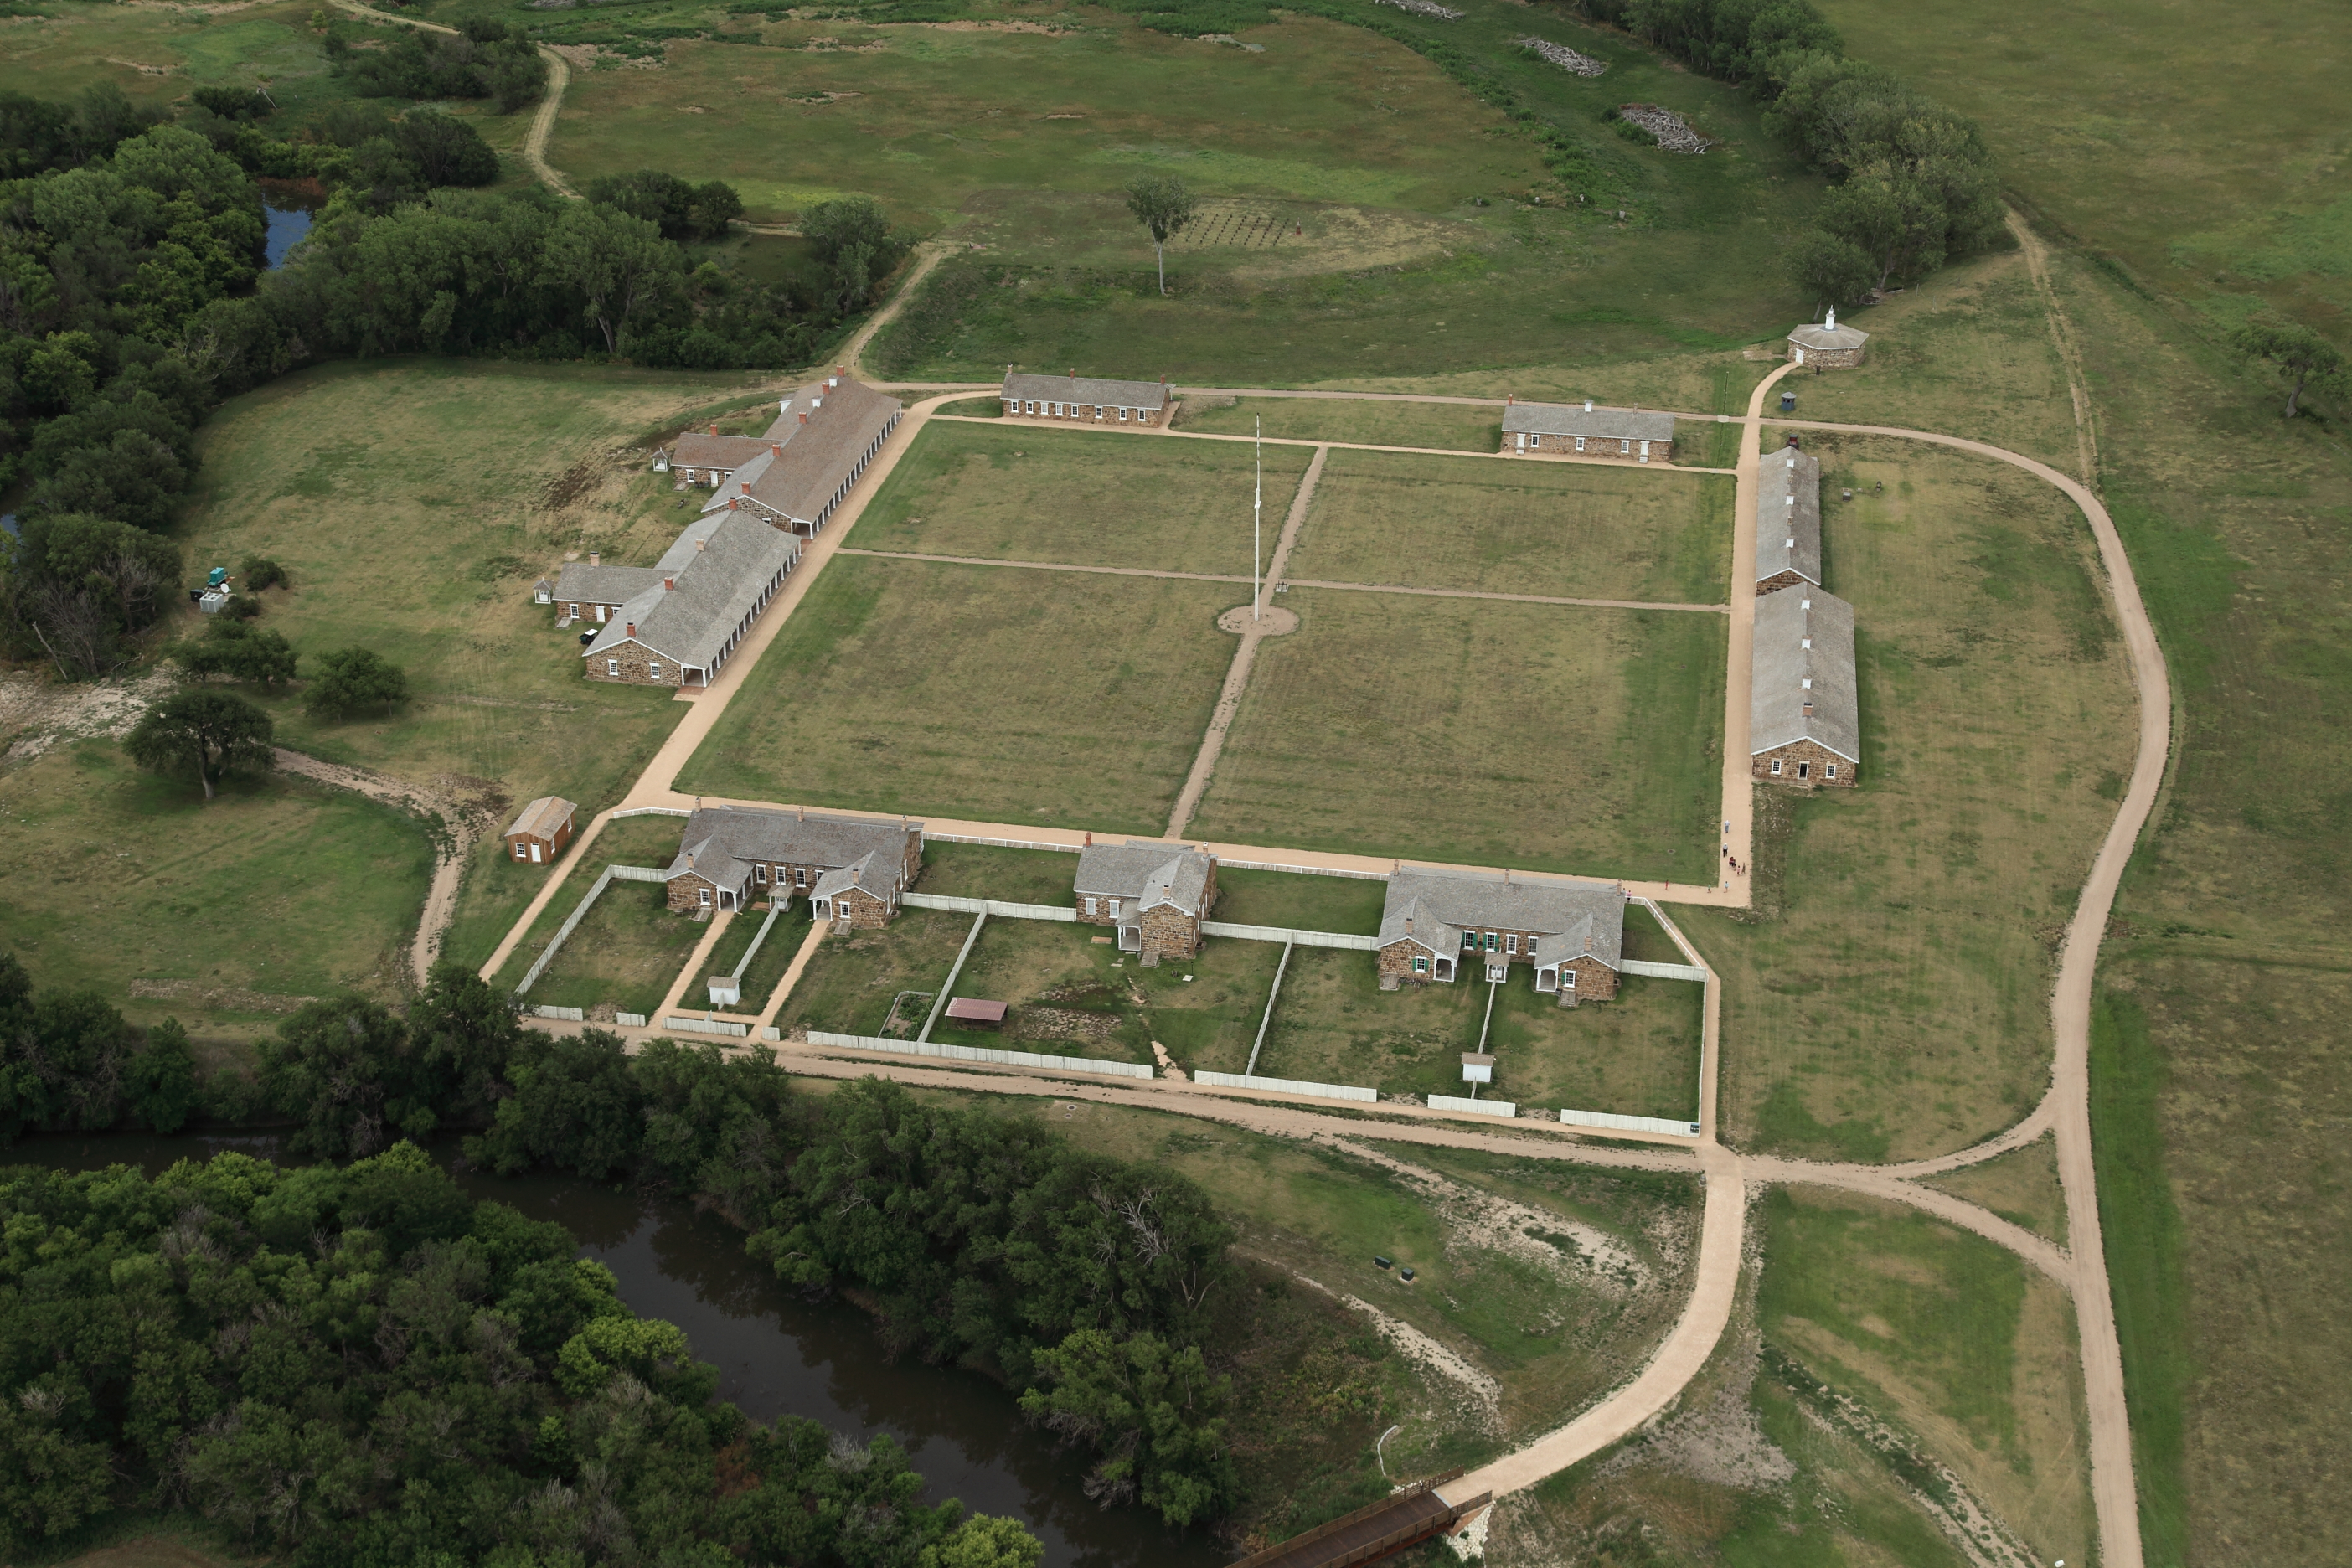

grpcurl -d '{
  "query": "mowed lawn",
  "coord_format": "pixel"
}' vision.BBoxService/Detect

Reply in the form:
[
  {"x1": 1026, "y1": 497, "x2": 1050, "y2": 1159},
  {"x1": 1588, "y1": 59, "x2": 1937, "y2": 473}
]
[
  {"x1": 1175, "y1": 397, "x2": 1504, "y2": 452},
  {"x1": 678, "y1": 555, "x2": 1235, "y2": 833},
  {"x1": 1680, "y1": 436, "x2": 2137, "y2": 1161},
  {"x1": 1284, "y1": 448, "x2": 1733, "y2": 604},
  {"x1": 1253, "y1": 947, "x2": 1697, "y2": 1115},
  {"x1": 173, "y1": 358, "x2": 754, "y2": 972},
  {"x1": 1189, "y1": 591, "x2": 1725, "y2": 881},
  {"x1": 0, "y1": 743, "x2": 431, "y2": 1034},
  {"x1": 844, "y1": 420, "x2": 1312, "y2": 574}
]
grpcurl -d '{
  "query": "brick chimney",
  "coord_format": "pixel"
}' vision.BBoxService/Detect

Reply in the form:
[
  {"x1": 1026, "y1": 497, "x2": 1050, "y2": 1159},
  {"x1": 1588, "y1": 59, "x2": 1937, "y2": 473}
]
[
  {"x1": 799, "y1": 411, "x2": 808, "y2": 425},
  {"x1": 625, "y1": 621, "x2": 635, "y2": 637},
  {"x1": 740, "y1": 480, "x2": 750, "y2": 493},
  {"x1": 771, "y1": 443, "x2": 781, "y2": 457},
  {"x1": 728, "y1": 497, "x2": 738, "y2": 510},
  {"x1": 663, "y1": 575, "x2": 674, "y2": 591},
  {"x1": 695, "y1": 537, "x2": 706, "y2": 552},
  {"x1": 588, "y1": 551, "x2": 600, "y2": 566},
  {"x1": 709, "y1": 423, "x2": 718, "y2": 436}
]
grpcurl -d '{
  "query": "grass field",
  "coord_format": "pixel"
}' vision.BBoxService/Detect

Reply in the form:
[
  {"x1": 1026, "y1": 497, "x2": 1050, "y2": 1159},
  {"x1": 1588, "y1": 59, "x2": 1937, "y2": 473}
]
[
  {"x1": 924, "y1": 917, "x2": 1282, "y2": 1069},
  {"x1": 522, "y1": 879, "x2": 710, "y2": 1018},
  {"x1": 0, "y1": 742, "x2": 431, "y2": 1034},
  {"x1": 1174, "y1": 396, "x2": 1503, "y2": 451},
  {"x1": 1251, "y1": 948, "x2": 1697, "y2": 1114},
  {"x1": 489, "y1": 815, "x2": 690, "y2": 990},
  {"x1": 678, "y1": 555, "x2": 1235, "y2": 833},
  {"x1": 1925, "y1": 1135, "x2": 2067, "y2": 1248},
  {"x1": 771, "y1": 908, "x2": 976, "y2": 1037},
  {"x1": 912, "y1": 842, "x2": 1080, "y2": 906},
  {"x1": 1759, "y1": 1189, "x2": 2094, "y2": 1568},
  {"x1": 1676, "y1": 436, "x2": 2135, "y2": 1160},
  {"x1": 843, "y1": 419, "x2": 1313, "y2": 574},
  {"x1": 1210, "y1": 867, "x2": 1388, "y2": 933},
  {"x1": 173, "y1": 359, "x2": 756, "y2": 973},
  {"x1": 1190, "y1": 590, "x2": 1724, "y2": 881},
  {"x1": 1284, "y1": 447, "x2": 1733, "y2": 604},
  {"x1": 1813, "y1": 0, "x2": 2352, "y2": 339}
]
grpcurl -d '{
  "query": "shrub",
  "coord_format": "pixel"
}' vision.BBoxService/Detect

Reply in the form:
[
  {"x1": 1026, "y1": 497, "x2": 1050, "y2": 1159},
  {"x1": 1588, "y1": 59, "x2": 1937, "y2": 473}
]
[
  {"x1": 240, "y1": 554, "x2": 287, "y2": 591},
  {"x1": 304, "y1": 645, "x2": 410, "y2": 719}
]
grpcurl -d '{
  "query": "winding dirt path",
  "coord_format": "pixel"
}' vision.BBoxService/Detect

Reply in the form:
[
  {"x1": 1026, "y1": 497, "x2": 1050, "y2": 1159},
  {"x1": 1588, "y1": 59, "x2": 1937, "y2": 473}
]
[{"x1": 328, "y1": 1, "x2": 575, "y2": 197}]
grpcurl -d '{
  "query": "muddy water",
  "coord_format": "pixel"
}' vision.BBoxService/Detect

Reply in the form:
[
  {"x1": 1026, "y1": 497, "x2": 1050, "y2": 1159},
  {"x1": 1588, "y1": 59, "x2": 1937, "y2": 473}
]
[{"x1": 11, "y1": 1132, "x2": 1225, "y2": 1568}]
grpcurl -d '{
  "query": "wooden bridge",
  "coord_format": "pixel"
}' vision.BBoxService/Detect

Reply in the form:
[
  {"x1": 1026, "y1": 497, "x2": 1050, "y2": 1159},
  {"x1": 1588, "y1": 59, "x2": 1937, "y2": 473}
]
[{"x1": 1231, "y1": 1474, "x2": 1491, "y2": 1568}]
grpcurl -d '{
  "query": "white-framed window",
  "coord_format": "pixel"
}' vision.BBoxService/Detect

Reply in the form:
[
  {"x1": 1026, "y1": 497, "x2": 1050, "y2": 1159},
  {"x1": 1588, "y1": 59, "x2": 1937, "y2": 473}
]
[
  {"x1": 1082, "y1": 895, "x2": 1097, "y2": 915},
  {"x1": 649, "y1": 662, "x2": 663, "y2": 681},
  {"x1": 1529, "y1": 434, "x2": 1541, "y2": 448},
  {"x1": 1527, "y1": 937, "x2": 1539, "y2": 956},
  {"x1": 1095, "y1": 405, "x2": 1104, "y2": 419},
  {"x1": 699, "y1": 887, "x2": 712, "y2": 906},
  {"x1": 606, "y1": 658, "x2": 619, "y2": 677},
  {"x1": 1412, "y1": 957, "x2": 1428, "y2": 973},
  {"x1": 1825, "y1": 763, "x2": 1839, "y2": 779},
  {"x1": 569, "y1": 603, "x2": 580, "y2": 617},
  {"x1": 1119, "y1": 407, "x2": 1129, "y2": 421},
  {"x1": 1620, "y1": 439, "x2": 1631, "y2": 453},
  {"x1": 1575, "y1": 436, "x2": 1586, "y2": 451},
  {"x1": 1771, "y1": 759, "x2": 1783, "y2": 776},
  {"x1": 756, "y1": 864, "x2": 768, "y2": 885},
  {"x1": 1505, "y1": 935, "x2": 1518, "y2": 954},
  {"x1": 1562, "y1": 967, "x2": 1576, "y2": 988},
  {"x1": 794, "y1": 868, "x2": 807, "y2": 887},
  {"x1": 1109, "y1": 900, "x2": 1122, "y2": 918},
  {"x1": 513, "y1": 842, "x2": 528, "y2": 859}
]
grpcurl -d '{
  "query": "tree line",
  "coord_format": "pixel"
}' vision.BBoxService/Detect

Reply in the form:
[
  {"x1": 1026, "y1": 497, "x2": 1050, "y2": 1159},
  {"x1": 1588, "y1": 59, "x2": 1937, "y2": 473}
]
[
  {"x1": 0, "y1": 64, "x2": 910, "y2": 682},
  {"x1": 0, "y1": 956, "x2": 1242, "y2": 1551},
  {"x1": 1557, "y1": 0, "x2": 2004, "y2": 307}
]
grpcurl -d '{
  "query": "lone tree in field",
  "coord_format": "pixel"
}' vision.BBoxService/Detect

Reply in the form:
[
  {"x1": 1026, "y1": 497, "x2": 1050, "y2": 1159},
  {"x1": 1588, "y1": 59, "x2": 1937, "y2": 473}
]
[
  {"x1": 1126, "y1": 174, "x2": 1197, "y2": 297},
  {"x1": 125, "y1": 689, "x2": 274, "y2": 801},
  {"x1": 2231, "y1": 320, "x2": 2347, "y2": 418}
]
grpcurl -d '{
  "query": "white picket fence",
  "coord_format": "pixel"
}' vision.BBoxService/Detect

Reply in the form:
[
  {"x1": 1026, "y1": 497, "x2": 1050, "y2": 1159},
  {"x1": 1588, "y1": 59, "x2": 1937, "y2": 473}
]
[
  {"x1": 1560, "y1": 1109, "x2": 1700, "y2": 1137},
  {"x1": 1199, "y1": 921, "x2": 1382, "y2": 950},
  {"x1": 532, "y1": 1004, "x2": 585, "y2": 1022},
  {"x1": 616, "y1": 1012, "x2": 647, "y2": 1027},
  {"x1": 805, "y1": 1030, "x2": 1152, "y2": 1080},
  {"x1": 1428, "y1": 1093, "x2": 1517, "y2": 1118},
  {"x1": 1194, "y1": 1070, "x2": 1376, "y2": 1104},
  {"x1": 611, "y1": 807, "x2": 689, "y2": 819},
  {"x1": 513, "y1": 865, "x2": 667, "y2": 995},
  {"x1": 902, "y1": 893, "x2": 1076, "y2": 921},
  {"x1": 666, "y1": 1015, "x2": 750, "y2": 1038},
  {"x1": 1619, "y1": 958, "x2": 1709, "y2": 983}
]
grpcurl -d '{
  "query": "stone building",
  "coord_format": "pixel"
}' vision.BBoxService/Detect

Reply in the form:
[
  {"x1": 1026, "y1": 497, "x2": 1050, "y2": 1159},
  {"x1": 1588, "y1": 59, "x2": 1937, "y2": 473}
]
[
  {"x1": 1787, "y1": 309, "x2": 1870, "y2": 368},
  {"x1": 699, "y1": 372, "x2": 905, "y2": 537},
  {"x1": 1756, "y1": 438, "x2": 1823, "y2": 595},
  {"x1": 663, "y1": 807, "x2": 923, "y2": 916},
  {"x1": 666, "y1": 430, "x2": 773, "y2": 488},
  {"x1": 503, "y1": 796, "x2": 576, "y2": 866},
  {"x1": 1750, "y1": 585, "x2": 1859, "y2": 787},
  {"x1": 579, "y1": 510, "x2": 801, "y2": 689},
  {"x1": 1000, "y1": 371, "x2": 1169, "y2": 427},
  {"x1": 1375, "y1": 869, "x2": 1625, "y2": 1003},
  {"x1": 1501, "y1": 399, "x2": 1677, "y2": 463},
  {"x1": 548, "y1": 553, "x2": 660, "y2": 627},
  {"x1": 1073, "y1": 839, "x2": 1218, "y2": 962}
]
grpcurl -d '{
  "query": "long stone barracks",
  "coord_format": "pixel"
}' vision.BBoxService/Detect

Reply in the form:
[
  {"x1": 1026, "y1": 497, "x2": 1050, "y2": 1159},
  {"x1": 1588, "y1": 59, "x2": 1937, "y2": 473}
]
[
  {"x1": 1073, "y1": 838, "x2": 1219, "y2": 962},
  {"x1": 1000, "y1": 369, "x2": 1169, "y2": 427},
  {"x1": 1751, "y1": 585, "x2": 1859, "y2": 787},
  {"x1": 1756, "y1": 437, "x2": 1823, "y2": 594},
  {"x1": 1501, "y1": 398, "x2": 1677, "y2": 463},
  {"x1": 553, "y1": 372, "x2": 903, "y2": 688},
  {"x1": 1375, "y1": 869, "x2": 1626, "y2": 1001},
  {"x1": 663, "y1": 807, "x2": 924, "y2": 926}
]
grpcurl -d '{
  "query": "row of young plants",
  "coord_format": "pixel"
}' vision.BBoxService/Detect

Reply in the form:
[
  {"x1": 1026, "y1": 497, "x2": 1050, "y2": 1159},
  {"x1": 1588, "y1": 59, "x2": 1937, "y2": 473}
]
[{"x1": 0, "y1": 955, "x2": 1243, "y2": 1564}]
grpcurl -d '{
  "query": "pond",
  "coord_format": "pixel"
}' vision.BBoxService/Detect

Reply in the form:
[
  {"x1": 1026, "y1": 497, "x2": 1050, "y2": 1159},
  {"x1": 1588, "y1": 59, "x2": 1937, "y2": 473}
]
[
  {"x1": 265, "y1": 201, "x2": 314, "y2": 268},
  {"x1": 11, "y1": 1131, "x2": 1228, "y2": 1568}
]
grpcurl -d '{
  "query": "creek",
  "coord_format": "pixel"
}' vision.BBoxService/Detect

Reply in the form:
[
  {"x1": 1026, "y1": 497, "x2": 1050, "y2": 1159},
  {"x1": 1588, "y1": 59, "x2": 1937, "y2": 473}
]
[
  {"x1": 265, "y1": 200, "x2": 314, "y2": 268},
  {"x1": 12, "y1": 1130, "x2": 1227, "y2": 1568}
]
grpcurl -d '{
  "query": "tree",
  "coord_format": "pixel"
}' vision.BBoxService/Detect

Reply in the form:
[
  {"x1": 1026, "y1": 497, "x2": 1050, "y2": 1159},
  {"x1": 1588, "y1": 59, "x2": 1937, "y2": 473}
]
[
  {"x1": 469, "y1": 1028, "x2": 645, "y2": 1179},
  {"x1": 241, "y1": 555, "x2": 287, "y2": 591},
  {"x1": 541, "y1": 203, "x2": 682, "y2": 354},
  {"x1": 1019, "y1": 1328, "x2": 1234, "y2": 1524},
  {"x1": 921, "y1": 1515, "x2": 1043, "y2": 1568},
  {"x1": 408, "y1": 960, "x2": 524, "y2": 1127},
  {"x1": 180, "y1": 621, "x2": 297, "y2": 688},
  {"x1": 127, "y1": 1018, "x2": 198, "y2": 1133},
  {"x1": 260, "y1": 996, "x2": 435, "y2": 1158},
  {"x1": 389, "y1": 110, "x2": 498, "y2": 188},
  {"x1": 304, "y1": 645, "x2": 408, "y2": 720},
  {"x1": 124, "y1": 689, "x2": 274, "y2": 800},
  {"x1": 1124, "y1": 174, "x2": 1196, "y2": 297},
  {"x1": 2231, "y1": 320, "x2": 2347, "y2": 418},
  {"x1": 801, "y1": 196, "x2": 906, "y2": 317},
  {"x1": 1787, "y1": 228, "x2": 1877, "y2": 312}
]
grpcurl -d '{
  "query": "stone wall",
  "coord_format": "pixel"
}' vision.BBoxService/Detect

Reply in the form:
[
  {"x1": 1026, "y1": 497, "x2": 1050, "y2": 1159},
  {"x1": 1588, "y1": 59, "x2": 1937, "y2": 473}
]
[
  {"x1": 1506, "y1": 435, "x2": 1674, "y2": 464},
  {"x1": 587, "y1": 637, "x2": 684, "y2": 688},
  {"x1": 1752, "y1": 738, "x2": 1858, "y2": 787},
  {"x1": 1756, "y1": 568, "x2": 1815, "y2": 595},
  {"x1": 1380, "y1": 939, "x2": 1446, "y2": 982},
  {"x1": 836, "y1": 885, "x2": 893, "y2": 929},
  {"x1": 668, "y1": 872, "x2": 719, "y2": 912},
  {"x1": 1138, "y1": 904, "x2": 1200, "y2": 961},
  {"x1": 1002, "y1": 399, "x2": 1162, "y2": 426},
  {"x1": 1560, "y1": 955, "x2": 1620, "y2": 1001},
  {"x1": 1791, "y1": 343, "x2": 1866, "y2": 368}
]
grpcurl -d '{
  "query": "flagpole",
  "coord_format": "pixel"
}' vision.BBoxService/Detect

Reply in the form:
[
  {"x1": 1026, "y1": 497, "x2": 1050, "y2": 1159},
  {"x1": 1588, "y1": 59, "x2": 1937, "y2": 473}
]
[{"x1": 1253, "y1": 416, "x2": 1262, "y2": 622}]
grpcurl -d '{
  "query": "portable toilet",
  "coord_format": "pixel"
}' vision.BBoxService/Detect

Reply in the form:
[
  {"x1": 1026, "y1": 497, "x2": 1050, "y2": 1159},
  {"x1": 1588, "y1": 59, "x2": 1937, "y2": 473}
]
[{"x1": 207, "y1": 566, "x2": 230, "y2": 588}]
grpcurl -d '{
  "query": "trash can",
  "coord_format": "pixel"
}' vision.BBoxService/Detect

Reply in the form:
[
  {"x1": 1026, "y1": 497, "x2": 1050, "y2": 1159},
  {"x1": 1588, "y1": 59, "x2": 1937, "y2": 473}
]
[{"x1": 1779, "y1": 391, "x2": 1797, "y2": 412}]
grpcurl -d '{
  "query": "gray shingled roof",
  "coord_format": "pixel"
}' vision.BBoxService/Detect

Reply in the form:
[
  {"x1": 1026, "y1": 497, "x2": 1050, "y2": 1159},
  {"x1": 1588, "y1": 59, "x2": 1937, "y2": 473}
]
[
  {"x1": 1502, "y1": 401, "x2": 1677, "y2": 445},
  {"x1": 665, "y1": 808, "x2": 917, "y2": 893},
  {"x1": 1376, "y1": 869, "x2": 1625, "y2": 969},
  {"x1": 1749, "y1": 585, "x2": 1859, "y2": 763},
  {"x1": 1756, "y1": 446, "x2": 1822, "y2": 588},
  {"x1": 581, "y1": 510, "x2": 799, "y2": 673},
  {"x1": 671, "y1": 433, "x2": 773, "y2": 472},
  {"x1": 1075, "y1": 839, "x2": 1214, "y2": 917},
  {"x1": 1002, "y1": 372, "x2": 1168, "y2": 411},
  {"x1": 699, "y1": 375, "x2": 903, "y2": 528},
  {"x1": 1788, "y1": 318, "x2": 1870, "y2": 350},
  {"x1": 810, "y1": 852, "x2": 882, "y2": 902},
  {"x1": 554, "y1": 561, "x2": 663, "y2": 607}
]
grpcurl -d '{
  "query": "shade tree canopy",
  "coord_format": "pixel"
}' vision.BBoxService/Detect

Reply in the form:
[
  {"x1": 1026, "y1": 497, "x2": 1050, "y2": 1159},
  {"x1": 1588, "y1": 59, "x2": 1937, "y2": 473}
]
[{"x1": 123, "y1": 688, "x2": 274, "y2": 799}]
